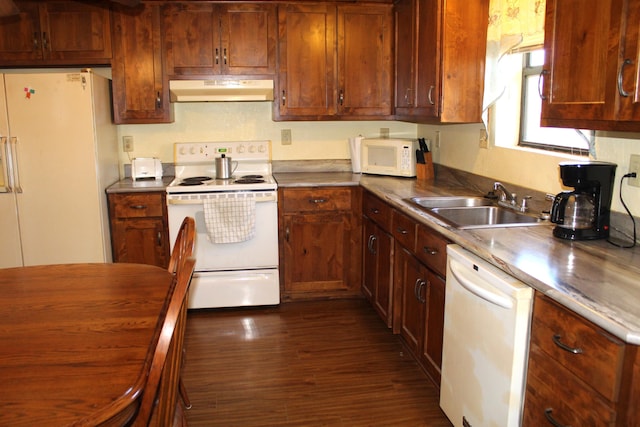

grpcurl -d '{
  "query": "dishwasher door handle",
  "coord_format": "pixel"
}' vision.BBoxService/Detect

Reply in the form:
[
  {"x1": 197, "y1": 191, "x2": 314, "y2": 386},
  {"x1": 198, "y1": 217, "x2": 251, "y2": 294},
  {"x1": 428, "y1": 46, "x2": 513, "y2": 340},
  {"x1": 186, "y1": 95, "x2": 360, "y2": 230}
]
[{"x1": 448, "y1": 258, "x2": 513, "y2": 309}]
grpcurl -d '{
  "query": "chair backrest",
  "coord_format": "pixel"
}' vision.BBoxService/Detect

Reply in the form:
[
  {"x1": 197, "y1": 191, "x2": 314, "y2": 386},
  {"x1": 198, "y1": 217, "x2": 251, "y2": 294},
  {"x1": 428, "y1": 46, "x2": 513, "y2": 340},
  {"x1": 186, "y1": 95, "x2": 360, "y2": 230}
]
[
  {"x1": 167, "y1": 217, "x2": 196, "y2": 275},
  {"x1": 133, "y1": 256, "x2": 196, "y2": 427}
]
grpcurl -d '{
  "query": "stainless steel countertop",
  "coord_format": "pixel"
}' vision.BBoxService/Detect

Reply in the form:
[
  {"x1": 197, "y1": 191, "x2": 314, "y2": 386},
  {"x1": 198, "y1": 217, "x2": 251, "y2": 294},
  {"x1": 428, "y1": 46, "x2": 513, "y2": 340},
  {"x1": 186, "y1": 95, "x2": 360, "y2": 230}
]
[{"x1": 274, "y1": 171, "x2": 640, "y2": 345}]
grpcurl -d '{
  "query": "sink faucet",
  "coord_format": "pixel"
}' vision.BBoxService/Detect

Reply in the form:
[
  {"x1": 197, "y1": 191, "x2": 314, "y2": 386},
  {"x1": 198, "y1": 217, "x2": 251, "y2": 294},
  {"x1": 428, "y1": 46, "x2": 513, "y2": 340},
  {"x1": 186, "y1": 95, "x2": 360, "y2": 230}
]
[
  {"x1": 492, "y1": 182, "x2": 531, "y2": 212},
  {"x1": 493, "y1": 182, "x2": 517, "y2": 205}
]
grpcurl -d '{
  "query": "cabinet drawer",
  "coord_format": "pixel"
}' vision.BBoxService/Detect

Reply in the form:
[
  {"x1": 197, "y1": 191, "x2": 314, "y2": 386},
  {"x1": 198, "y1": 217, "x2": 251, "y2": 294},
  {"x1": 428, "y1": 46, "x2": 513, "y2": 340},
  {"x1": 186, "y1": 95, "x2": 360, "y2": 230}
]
[
  {"x1": 110, "y1": 193, "x2": 165, "y2": 218},
  {"x1": 282, "y1": 187, "x2": 352, "y2": 213},
  {"x1": 531, "y1": 294, "x2": 625, "y2": 402},
  {"x1": 391, "y1": 210, "x2": 417, "y2": 249},
  {"x1": 524, "y1": 346, "x2": 616, "y2": 426},
  {"x1": 415, "y1": 224, "x2": 449, "y2": 277},
  {"x1": 363, "y1": 191, "x2": 392, "y2": 231}
]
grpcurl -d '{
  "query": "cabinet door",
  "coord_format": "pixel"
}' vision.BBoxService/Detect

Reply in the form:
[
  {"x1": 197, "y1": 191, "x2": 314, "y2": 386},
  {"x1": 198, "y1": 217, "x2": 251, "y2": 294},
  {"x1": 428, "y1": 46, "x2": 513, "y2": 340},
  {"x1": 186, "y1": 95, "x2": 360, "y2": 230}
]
[
  {"x1": 414, "y1": 0, "x2": 439, "y2": 115},
  {"x1": 393, "y1": 0, "x2": 415, "y2": 110},
  {"x1": 0, "y1": 1, "x2": 42, "y2": 62},
  {"x1": 618, "y1": 0, "x2": 640, "y2": 121},
  {"x1": 421, "y1": 270, "x2": 445, "y2": 385},
  {"x1": 394, "y1": 0, "x2": 439, "y2": 118},
  {"x1": 337, "y1": 4, "x2": 392, "y2": 117},
  {"x1": 363, "y1": 217, "x2": 394, "y2": 328},
  {"x1": 111, "y1": 4, "x2": 173, "y2": 124},
  {"x1": 112, "y1": 218, "x2": 169, "y2": 268},
  {"x1": 362, "y1": 218, "x2": 377, "y2": 301},
  {"x1": 395, "y1": 246, "x2": 426, "y2": 355},
  {"x1": 277, "y1": 4, "x2": 336, "y2": 118},
  {"x1": 221, "y1": 3, "x2": 276, "y2": 76},
  {"x1": 41, "y1": 1, "x2": 112, "y2": 62},
  {"x1": 163, "y1": 3, "x2": 220, "y2": 77},
  {"x1": 541, "y1": 0, "x2": 623, "y2": 124},
  {"x1": 0, "y1": 0, "x2": 111, "y2": 64},
  {"x1": 282, "y1": 212, "x2": 352, "y2": 297}
]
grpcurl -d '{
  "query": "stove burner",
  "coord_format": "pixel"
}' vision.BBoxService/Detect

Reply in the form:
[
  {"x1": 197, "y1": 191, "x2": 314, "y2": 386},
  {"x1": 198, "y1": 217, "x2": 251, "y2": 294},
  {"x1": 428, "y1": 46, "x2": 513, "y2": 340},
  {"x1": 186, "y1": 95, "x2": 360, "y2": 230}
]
[
  {"x1": 234, "y1": 178, "x2": 266, "y2": 184},
  {"x1": 179, "y1": 176, "x2": 213, "y2": 186},
  {"x1": 240, "y1": 174, "x2": 264, "y2": 179}
]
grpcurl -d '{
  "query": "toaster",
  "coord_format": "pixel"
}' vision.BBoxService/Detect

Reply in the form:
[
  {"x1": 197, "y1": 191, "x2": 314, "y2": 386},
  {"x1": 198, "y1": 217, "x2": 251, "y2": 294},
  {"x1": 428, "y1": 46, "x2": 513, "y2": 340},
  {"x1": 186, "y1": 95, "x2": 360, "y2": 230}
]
[{"x1": 131, "y1": 157, "x2": 163, "y2": 181}]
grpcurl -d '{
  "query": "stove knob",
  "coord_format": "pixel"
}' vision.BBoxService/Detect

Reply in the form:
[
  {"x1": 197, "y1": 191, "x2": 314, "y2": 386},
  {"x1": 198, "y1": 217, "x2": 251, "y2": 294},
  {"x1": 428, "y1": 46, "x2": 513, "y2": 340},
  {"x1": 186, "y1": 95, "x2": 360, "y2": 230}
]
[
  {"x1": 248, "y1": 145, "x2": 256, "y2": 153},
  {"x1": 258, "y1": 144, "x2": 266, "y2": 153},
  {"x1": 190, "y1": 146, "x2": 197, "y2": 155},
  {"x1": 237, "y1": 144, "x2": 246, "y2": 153}
]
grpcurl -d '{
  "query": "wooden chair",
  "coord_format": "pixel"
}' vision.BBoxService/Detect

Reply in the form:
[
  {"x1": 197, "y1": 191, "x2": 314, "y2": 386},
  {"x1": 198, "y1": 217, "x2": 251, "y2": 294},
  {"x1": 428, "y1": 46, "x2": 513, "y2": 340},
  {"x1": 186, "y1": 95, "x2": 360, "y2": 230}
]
[
  {"x1": 168, "y1": 217, "x2": 196, "y2": 277},
  {"x1": 167, "y1": 216, "x2": 196, "y2": 411},
  {"x1": 133, "y1": 256, "x2": 196, "y2": 427}
]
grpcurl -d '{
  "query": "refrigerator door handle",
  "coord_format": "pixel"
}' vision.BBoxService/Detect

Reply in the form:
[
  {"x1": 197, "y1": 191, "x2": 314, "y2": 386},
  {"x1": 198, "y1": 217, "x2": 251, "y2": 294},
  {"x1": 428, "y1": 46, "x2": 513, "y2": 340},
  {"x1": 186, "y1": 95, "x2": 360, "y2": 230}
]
[
  {"x1": 8, "y1": 137, "x2": 22, "y2": 193},
  {"x1": 1, "y1": 136, "x2": 12, "y2": 193}
]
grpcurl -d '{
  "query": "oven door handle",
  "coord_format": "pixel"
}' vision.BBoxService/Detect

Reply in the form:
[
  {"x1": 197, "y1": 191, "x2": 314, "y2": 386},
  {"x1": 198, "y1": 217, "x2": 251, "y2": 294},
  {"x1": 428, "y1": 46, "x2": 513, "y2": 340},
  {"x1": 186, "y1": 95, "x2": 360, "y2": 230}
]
[{"x1": 167, "y1": 194, "x2": 277, "y2": 204}]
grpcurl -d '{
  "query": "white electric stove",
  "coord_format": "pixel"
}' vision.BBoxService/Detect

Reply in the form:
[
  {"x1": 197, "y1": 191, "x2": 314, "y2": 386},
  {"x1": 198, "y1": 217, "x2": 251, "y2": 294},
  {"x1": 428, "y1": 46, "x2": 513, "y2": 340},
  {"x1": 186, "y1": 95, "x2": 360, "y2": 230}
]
[{"x1": 166, "y1": 141, "x2": 279, "y2": 309}]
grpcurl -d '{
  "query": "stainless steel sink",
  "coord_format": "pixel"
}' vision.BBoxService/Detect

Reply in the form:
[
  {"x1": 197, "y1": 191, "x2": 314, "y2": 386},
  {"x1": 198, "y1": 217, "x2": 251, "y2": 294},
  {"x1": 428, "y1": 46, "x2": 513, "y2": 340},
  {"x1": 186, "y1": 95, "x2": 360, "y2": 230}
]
[
  {"x1": 405, "y1": 196, "x2": 545, "y2": 229},
  {"x1": 408, "y1": 196, "x2": 494, "y2": 209}
]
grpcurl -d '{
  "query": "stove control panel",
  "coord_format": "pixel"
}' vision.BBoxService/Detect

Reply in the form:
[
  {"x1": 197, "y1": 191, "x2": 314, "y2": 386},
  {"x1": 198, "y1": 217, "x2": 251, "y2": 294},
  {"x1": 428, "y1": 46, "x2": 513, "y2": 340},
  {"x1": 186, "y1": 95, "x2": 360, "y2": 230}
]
[{"x1": 174, "y1": 141, "x2": 271, "y2": 163}]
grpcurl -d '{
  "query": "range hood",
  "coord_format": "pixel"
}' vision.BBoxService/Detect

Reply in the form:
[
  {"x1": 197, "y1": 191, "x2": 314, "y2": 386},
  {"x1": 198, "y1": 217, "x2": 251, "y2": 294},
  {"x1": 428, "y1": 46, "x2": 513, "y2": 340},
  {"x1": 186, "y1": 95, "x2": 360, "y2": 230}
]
[{"x1": 169, "y1": 79, "x2": 274, "y2": 102}]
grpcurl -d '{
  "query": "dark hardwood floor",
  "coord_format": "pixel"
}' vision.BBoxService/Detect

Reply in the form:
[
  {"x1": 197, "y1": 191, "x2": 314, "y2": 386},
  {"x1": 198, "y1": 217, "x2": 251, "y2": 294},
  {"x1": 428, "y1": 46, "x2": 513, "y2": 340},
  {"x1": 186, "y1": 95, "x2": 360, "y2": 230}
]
[{"x1": 182, "y1": 298, "x2": 452, "y2": 426}]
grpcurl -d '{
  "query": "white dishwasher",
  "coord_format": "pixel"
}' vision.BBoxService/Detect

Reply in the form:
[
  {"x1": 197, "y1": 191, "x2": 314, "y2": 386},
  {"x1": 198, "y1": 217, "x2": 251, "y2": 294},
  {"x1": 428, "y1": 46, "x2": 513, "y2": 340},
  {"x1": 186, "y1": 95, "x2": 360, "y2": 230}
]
[{"x1": 440, "y1": 244, "x2": 533, "y2": 427}]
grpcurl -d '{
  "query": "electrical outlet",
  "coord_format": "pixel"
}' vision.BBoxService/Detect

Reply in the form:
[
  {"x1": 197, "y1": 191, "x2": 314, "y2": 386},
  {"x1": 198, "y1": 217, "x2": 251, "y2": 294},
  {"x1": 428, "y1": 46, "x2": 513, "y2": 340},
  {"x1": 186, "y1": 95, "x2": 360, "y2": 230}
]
[
  {"x1": 629, "y1": 154, "x2": 640, "y2": 187},
  {"x1": 281, "y1": 129, "x2": 292, "y2": 145},
  {"x1": 380, "y1": 128, "x2": 389, "y2": 139},
  {"x1": 122, "y1": 136, "x2": 134, "y2": 152},
  {"x1": 479, "y1": 129, "x2": 488, "y2": 149}
]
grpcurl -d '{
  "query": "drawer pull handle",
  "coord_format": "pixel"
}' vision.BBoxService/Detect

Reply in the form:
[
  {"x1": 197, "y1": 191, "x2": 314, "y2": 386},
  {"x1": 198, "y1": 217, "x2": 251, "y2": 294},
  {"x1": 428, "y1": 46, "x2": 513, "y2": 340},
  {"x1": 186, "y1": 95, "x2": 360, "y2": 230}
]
[
  {"x1": 544, "y1": 408, "x2": 568, "y2": 427},
  {"x1": 552, "y1": 334, "x2": 583, "y2": 354},
  {"x1": 396, "y1": 227, "x2": 408, "y2": 235},
  {"x1": 157, "y1": 231, "x2": 162, "y2": 246},
  {"x1": 129, "y1": 205, "x2": 147, "y2": 210},
  {"x1": 423, "y1": 246, "x2": 438, "y2": 256},
  {"x1": 309, "y1": 198, "x2": 327, "y2": 204},
  {"x1": 370, "y1": 207, "x2": 380, "y2": 214}
]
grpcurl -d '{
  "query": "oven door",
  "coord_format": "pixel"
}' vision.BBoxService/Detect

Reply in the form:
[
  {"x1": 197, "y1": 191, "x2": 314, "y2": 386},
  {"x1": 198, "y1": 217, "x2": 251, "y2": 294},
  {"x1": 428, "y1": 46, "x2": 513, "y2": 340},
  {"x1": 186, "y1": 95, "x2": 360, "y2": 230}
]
[{"x1": 167, "y1": 191, "x2": 279, "y2": 271}]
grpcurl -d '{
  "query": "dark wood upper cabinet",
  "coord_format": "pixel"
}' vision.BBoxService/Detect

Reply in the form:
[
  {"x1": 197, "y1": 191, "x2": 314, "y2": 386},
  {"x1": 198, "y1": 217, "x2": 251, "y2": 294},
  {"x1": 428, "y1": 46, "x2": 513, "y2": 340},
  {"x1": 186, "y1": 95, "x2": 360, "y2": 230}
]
[
  {"x1": 276, "y1": 3, "x2": 393, "y2": 120},
  {"x1": 541, "y1": 0, "x2": 640, "y2": 131},
  {"x1": 111, "y1": 3, "x2": 173, "y2": 124},
  {"x1": 394, "y1": 0, "x2": 489, "y2": 123},
  {"x1": 0, "y1": 0, "x2": 112, "y2": 65},
  {"x1": 163, "y1": 2, "x2": 276, "y2": 78}
]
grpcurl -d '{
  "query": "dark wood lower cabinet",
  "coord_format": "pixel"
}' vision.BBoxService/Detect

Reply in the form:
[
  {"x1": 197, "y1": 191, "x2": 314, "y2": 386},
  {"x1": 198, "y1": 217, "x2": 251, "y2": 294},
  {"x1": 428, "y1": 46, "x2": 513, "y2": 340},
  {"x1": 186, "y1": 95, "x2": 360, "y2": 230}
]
[
  {"x1": 107, "y1": 192, "x2": 170, "y2": 268},
  {"x1": 362, "y1": 216, "x2": 394, "y2": 327},
  {"x1": 279, "y1": 186, "x2": 362, "y2": 301}
]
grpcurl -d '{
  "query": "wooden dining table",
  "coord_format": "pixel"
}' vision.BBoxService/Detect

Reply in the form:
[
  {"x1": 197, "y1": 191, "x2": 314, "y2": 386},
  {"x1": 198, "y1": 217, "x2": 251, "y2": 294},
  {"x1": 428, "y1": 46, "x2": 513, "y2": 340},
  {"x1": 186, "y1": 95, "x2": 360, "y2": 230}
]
[{"x1": 0, "y1": 262, "x2": 174, "y2": 426}]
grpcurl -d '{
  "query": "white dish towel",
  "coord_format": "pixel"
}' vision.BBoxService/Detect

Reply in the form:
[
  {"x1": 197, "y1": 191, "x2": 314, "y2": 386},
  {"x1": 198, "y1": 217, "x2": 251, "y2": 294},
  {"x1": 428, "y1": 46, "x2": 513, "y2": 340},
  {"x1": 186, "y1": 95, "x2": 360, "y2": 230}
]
[{"x1": 203, "y1": 197, "x2": 256, "y2": 244}]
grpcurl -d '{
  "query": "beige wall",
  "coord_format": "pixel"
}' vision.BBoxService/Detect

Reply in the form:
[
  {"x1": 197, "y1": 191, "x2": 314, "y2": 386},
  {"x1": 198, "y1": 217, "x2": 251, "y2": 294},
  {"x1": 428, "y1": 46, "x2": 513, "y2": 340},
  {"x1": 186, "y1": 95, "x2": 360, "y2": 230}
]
[
  {"x1": 116, "y1": 102, "x2": 417, "y2": 163},
  {"x1": 116, "y1": 101, "x2": 640, "y2": 215},
  {"x1": 419, "y1": 123, "x2": 640, "y2": 215}
]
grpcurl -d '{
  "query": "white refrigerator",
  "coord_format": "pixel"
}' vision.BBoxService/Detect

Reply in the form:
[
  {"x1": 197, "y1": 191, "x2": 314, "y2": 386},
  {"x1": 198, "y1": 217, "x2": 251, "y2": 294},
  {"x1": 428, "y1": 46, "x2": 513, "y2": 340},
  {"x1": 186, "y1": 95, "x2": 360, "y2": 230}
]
[{"x1": 0, "y1": 70, "x2": 119, "y2": 268}]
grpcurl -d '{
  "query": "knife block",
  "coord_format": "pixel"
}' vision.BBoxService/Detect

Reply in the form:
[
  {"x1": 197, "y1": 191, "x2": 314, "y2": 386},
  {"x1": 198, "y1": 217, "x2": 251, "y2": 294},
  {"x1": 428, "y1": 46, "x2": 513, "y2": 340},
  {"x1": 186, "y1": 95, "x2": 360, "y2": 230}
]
[{"x1": 416, "y1": 152, "x2": 434, "y2": 180}]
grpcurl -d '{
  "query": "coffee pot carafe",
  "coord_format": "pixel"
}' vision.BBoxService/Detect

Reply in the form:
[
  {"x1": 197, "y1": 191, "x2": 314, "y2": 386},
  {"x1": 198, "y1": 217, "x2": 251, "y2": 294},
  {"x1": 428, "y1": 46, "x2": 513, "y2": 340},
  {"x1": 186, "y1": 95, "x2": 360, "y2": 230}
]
[
  {"x1": 549, "y1": 161, "x2": 617, "y2": 240},
  {"x1": 550, "y1": 192, "x2": 595, "y2": 231}
]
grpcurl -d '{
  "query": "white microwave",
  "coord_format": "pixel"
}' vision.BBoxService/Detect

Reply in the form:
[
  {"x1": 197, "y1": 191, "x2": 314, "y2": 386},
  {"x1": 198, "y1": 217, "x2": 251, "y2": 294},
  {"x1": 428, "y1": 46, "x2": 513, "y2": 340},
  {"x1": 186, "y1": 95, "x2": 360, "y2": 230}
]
[{"x1": 360, "y1": 138, "x2": 418, "y2": 177}]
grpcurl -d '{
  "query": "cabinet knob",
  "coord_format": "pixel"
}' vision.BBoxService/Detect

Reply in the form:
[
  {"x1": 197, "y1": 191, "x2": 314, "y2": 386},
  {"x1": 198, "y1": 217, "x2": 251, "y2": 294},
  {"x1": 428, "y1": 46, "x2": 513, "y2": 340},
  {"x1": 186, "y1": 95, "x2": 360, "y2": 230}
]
[{"x1": 423, "y1": 246, "x2": 438, "y2": 256}]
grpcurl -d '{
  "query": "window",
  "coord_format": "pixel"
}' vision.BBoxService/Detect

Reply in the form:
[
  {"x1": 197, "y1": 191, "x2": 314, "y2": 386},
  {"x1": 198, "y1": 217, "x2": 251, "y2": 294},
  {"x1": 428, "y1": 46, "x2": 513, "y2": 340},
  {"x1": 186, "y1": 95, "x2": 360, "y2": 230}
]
[{"x1": 517, "y1": 49, "x2": 593, "y2": 155}]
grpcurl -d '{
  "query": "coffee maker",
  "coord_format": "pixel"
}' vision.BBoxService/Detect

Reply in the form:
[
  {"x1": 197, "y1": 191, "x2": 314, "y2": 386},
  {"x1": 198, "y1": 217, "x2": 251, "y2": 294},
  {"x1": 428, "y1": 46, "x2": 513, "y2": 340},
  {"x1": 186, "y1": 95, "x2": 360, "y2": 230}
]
[{"x1": 550, "y1": 161, "x2": 617, "y2": 240}]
